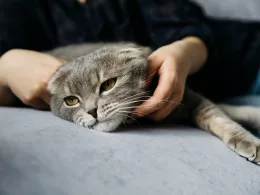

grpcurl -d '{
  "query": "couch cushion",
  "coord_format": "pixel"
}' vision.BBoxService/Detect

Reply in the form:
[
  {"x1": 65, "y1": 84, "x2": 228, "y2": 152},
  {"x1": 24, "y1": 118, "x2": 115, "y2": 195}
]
[
  {"x1": 192, "y1": 0, "x2": 260, "y2": 21},
  {"x1": 0, "y1": 107, "x2": 259, "y2": 195}
]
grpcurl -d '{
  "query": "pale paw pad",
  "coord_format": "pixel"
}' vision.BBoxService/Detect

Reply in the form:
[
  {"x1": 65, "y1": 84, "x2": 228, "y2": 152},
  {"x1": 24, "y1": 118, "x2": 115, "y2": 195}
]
[{"x1": 228, "y1": 135, "x2": 260, "y2": 165}]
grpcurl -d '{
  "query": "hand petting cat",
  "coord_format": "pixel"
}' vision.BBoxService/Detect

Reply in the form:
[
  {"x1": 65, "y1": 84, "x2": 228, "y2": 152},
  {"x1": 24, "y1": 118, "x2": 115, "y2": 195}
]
[
  {"x1": 0, "y1": 36, "x2": 207, "y2": 119},
  {"x1": 0, "y1": 49, "x2": 64, "y2": 109},
  {"x1": 133, "y1": 36, "x2": 208, "y2": 121}
]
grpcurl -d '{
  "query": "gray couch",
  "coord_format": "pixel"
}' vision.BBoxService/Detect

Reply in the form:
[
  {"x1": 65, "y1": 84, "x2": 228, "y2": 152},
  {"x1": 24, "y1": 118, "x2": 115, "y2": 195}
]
[{"x1": 1, "y1": 1, "x2": 260, "y2": 195}]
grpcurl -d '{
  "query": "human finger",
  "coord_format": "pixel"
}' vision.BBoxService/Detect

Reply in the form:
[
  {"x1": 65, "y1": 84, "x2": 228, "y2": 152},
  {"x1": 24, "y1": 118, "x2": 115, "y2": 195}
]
[
  {"x1": 133, "y1": 59, "x2": 175, "y2": 117},
  {"x1": 151, "y1": 92, "x2": 183, "y2": 121}
]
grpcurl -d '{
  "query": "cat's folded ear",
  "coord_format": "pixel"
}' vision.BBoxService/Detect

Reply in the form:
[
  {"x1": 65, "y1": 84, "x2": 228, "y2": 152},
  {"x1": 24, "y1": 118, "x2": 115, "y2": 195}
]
[
  {"x1": 139, "y1": 46, "x2": 153, "y2": 58},
  {"x1": 47, "y1": 67, "x2": 70, "y2": 95},
  {"x1": 117, "y1": 44, "x2": 153, "y2": 59}
]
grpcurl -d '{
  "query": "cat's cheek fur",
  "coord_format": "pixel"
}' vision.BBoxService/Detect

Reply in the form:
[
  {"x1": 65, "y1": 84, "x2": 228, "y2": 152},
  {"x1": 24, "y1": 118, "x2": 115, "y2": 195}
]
[
  {"x1": 50, "y1": 98, "x2": 65, "y2": 119},
  {"x1": 92, "y1": 117, "x2": 125, "y2": 132}
]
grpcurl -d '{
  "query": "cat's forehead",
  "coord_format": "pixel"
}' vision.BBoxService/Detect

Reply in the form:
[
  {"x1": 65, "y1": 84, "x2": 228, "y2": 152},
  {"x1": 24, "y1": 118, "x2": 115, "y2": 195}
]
[
  {"x1": 61, "y1": 51, "x2": 125, "y2": 93},
  {"x1": 79, "y1": 47, "x2": 140, "y2": 77}
]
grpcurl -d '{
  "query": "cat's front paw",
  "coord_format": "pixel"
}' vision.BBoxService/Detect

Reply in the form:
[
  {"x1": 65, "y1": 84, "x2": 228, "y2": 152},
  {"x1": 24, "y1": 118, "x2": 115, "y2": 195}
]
[
  {"x1": 228, "y1": 134, "x2": 260, "y2": 165},
  {"x1": 74, "y1": 116, "x2": 96, "y2": 129}
]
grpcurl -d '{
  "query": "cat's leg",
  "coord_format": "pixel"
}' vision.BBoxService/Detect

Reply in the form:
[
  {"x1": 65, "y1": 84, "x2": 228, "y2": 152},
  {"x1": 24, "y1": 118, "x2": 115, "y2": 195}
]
[
  {"x1": 218, "y1": 104, "x2": 260, "y2": 133},
  {"x1": 186, "y1": 90, "x2": 260, "y2": 164}
]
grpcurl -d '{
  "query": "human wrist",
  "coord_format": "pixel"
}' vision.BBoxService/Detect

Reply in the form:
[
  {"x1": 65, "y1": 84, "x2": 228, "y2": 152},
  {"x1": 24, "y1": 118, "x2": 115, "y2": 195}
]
[{"x1": 180, "y1": 36, "x2": 208, "y2": 75}]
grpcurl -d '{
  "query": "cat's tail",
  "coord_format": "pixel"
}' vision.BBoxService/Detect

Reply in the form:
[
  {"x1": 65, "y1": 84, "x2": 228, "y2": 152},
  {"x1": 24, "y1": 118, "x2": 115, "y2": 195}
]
[{"x1": 218, "y1": 104, "x2": 260, "y2": 132}]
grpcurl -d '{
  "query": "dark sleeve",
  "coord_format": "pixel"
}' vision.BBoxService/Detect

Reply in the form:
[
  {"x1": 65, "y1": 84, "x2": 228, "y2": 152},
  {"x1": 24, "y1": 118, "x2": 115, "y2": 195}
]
[
  {"x1": 136, "y1": 0, "x2": 215, "y2": 63},
  {"x1": 0, "y1": 0, "x2": 55, "y2": 55}
]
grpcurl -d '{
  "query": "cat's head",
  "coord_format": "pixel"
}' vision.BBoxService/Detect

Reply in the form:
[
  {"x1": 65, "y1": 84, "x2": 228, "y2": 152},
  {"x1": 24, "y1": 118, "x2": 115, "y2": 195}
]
[{"x1": 48, "y1": 43, "x2": 152, "y2": 132}]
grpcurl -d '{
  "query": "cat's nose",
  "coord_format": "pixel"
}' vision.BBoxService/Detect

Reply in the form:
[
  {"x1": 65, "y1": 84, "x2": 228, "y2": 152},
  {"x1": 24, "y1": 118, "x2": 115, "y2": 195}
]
[{"x1": 88, "y1": 108, "x2": 97, "y2": 119}]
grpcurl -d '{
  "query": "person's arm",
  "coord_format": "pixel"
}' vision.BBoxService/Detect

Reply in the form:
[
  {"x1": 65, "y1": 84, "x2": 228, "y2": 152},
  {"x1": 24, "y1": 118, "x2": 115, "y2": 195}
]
[
  {"x1": 137, "y1": 0, "x2": 214, "y2": 68},
  {"x1": 134, "y1": 0, "x2": 215, "y2": 120},
  {"x1": 0, "y1": 49, "x2": 64, "y2": 109},
  {"x1": 0, "y1": 0, "x2": 59, "y2": 108}
]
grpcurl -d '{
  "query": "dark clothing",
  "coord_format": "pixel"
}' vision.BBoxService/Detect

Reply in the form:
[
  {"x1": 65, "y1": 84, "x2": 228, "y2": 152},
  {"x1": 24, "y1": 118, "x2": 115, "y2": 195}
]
[
  {"x1": 1, "y1": 0, "x2": 260, "y2": 101},
  {"x1": 0, "y1": 0, "x2": 214, "y2": 53},
  {"x1": 188, "y1": 20, "x2": 260, "y2": 101}
]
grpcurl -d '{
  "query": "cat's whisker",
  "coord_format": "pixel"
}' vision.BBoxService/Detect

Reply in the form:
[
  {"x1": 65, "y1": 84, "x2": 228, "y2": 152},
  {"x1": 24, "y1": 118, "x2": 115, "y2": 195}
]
[
  {"x1": 119, "y1": 91, "x2": 152, "y2": 102},
  {"x1": 118, "y1": 109, "x2": 156, "y2": 121},
  {"x1": 115, "y1": 111, "x2": 140, "y2": 124},
  {"x1": 121, "y1": 121, "x2": 127, "y2": 129},
  {"x1": 125, "y1": 94, "x2": 152, "y2": 100},
  {"x1": 104, "y1": 106, "x2": 139, "y2": 123},
  {"x1": 118, "y1": 105, "x2": 146, "y2": 110},
  {"x1": 116, "y1": 111, "x2": 140, "y2": 124},
  {"x1": 116, "y1": 110, "x2": 129, "y2": 113},
  {"x1": 119, "y1": 98, "x2": 152, "y2": 106},
  {"x1": 114, "y1": 104, "x2": 141, "y2": 110},
  {"x1": 117, "y1": 99, "x2": 182, "y2": 110},
  {"x1": 115, "y1": 112, "x2": 129, "y2": 117},
  {"x1": 132, "y1": 111, "x2": 156, "y2": 121},
  {"x1": 119, "y1": 95, "x2": 153, "y2": 103},
  {"x1": 114, "y1": 101, "x2": 147, "y2": 110},
  {"x1": 119, "y1": 96, "x2": 182, "y2": 108},
  {"x1": 107, "y1": 97, "x2": 153, "y2": 113},
  {"x1": 119, "y1": 96, "x2": 152, "y2": 104},
  {"x1": 114, "y1": 116, "x2": 127, "y2": 128},
  {"x1": 117, "y1": 108, "x2": 147, "y2": 116},
  {"x1": 144, "y1": 72, "x2": 157, "y2": 82},
  {"x1": 109, "y1": 96, "x2": 152, "y2": 111},
  {"x1": 126, "y1": 116, "x2": 140, "y2": 124},
  {"x1": 103, "y1": 107, "x2": 131, "y2": 126}
]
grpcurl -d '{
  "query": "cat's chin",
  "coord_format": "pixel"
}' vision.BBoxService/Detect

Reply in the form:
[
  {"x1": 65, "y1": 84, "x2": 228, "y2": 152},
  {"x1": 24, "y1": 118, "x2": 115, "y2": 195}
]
[{"x1": 91, "y1": 118, "x2": 123, "y2": 132}]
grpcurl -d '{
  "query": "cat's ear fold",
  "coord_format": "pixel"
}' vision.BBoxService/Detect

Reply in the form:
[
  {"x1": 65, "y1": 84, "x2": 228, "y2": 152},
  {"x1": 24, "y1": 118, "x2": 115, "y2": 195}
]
[
  {"x1": 47, "y1": 68, "x2": 70, "y2": 95},
  {"x1": 117, "y1": 44, "x2": 152, "y2": 59},
  {"x1": 141, "y1": 46, "x2": 153, "y2": 57}
]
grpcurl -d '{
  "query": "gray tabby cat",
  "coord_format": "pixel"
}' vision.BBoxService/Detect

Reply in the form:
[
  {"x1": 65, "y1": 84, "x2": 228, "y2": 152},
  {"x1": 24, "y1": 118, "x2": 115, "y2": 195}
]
[{"x1": 47, "y1": 43, "x2": 260, "y2": 165}]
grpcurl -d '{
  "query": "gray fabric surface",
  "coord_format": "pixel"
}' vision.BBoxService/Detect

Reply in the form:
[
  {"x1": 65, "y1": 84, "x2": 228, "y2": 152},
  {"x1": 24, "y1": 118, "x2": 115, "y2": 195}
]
[
  {"x1": 192, "y1": 0, "x2": 260, "y2": 20},
  {"x1": 1, "y1": 1, "x2": 260, "y2": 195},
  {"x1": 0, "y1": 107, "x2": 260, "y2": 195}
]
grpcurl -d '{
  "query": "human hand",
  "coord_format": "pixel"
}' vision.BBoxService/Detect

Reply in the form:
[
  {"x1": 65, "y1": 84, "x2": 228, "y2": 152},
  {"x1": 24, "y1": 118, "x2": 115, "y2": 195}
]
[
  {"x1": 0, "y1": 49, "x2": 64, "y2": 109},
  {"x1": 133, "y1": 37, "x2": 208, "y2": 120}
]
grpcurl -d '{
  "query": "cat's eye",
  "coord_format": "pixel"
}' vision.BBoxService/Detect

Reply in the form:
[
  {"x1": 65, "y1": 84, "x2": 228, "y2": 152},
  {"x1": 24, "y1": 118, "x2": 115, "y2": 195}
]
[
  {"x1": 64, "y1": 96, "x2": 79, "y2": 106},
  {"x1": 100, "y1": 78, "x2": 117, "y2": 92}
]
